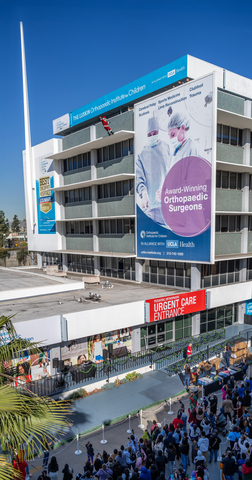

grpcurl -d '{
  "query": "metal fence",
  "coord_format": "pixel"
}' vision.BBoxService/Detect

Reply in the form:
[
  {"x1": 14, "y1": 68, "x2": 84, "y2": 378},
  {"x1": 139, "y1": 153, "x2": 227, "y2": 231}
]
[
  {"x1": 14, "y1": 328, "x2": 230, "y2": 397},
  {"x1": 14, "y1": 326, "x2": 252, "y2": 398}
]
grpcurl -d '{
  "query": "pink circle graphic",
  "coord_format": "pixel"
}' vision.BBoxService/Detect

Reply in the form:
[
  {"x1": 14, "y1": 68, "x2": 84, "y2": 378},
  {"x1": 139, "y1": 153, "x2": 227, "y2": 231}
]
[{"x1": 161, "y1": 156, "x2": 211, "y2": 237}]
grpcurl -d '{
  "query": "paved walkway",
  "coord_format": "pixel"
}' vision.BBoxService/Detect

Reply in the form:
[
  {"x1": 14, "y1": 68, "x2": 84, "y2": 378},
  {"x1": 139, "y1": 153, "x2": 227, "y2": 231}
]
[{"x1": 67, "y1": 370, "x2": 184, "y2": 437}]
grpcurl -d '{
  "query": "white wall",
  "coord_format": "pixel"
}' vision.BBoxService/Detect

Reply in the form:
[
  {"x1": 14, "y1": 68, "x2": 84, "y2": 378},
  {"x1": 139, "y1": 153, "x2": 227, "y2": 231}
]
[
  {"x1": 14, "y1": 315, "x2": 61, "y2": 346},
  {"x1": 0, "y1": 281, "x2": 84, "y2": 302},
  {"x1": 23, "y1": 137, "x2": 63, "y2": 252},
  {"x1": 66, "y1": 301, "x2": 145, "y2": 340},
  {"x1": 188, "y1": 55, "x2": 252, "y2": 98},
  {"x1": 207, "y1": 281, "x2": 252, "y2": 309}
]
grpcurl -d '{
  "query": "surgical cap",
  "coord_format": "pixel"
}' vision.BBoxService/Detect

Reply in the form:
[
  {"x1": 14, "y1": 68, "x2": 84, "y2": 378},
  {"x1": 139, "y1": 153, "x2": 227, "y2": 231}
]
[
  {"x1": 168, "y1": 112, "x2": 190, "y2": 130},
  {"x1": 147, "y1": 116, "x2": 159, "y2": 134}
]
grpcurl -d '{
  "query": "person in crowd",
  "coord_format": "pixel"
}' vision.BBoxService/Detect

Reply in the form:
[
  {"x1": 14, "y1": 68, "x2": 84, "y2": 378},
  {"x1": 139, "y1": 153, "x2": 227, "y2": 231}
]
[
  {"x1": 179, "y1": 437, "x2": 189, "y2": 472},
  {"x1": 223, "y1": 394, "x2": 234, "y2": 422},
  {"x1": 197, "y1": 431, "x2": 209, "y2": 465},
  {"x1": 96, "y1": 463, "x2": 113, "y2": 480},
  {"x1": 48, "y1": 456, "x2": 59, "y2": 480},
  {"x1": 208, "y1": 393, "x2": 218, "y2": 414},
  {"x1": 167, "y1": 443, "x2": 176, "y2": 478},
  {"x1": 222, "y1": 451, "x2": 236, "y2": 480},
  {"x1": 173, "y1": 412, "x2": 184, "y2": 430},
  {"x1": 209, "y1": 433, "x2": 221, "y2": 464},
  {"x1": 243, "y1": 389, "x2": 251, "y2": 413},
  {"x1": 62, "y1": 463, "x2": 73, "y2": 480},
  {"x1": 37, "y1": 471, "x2": 51, "y2": 480},
  {"x1": 155, "y1": 450, "x2": 168, "y2": 475},
  {"x1": 184, "y1": 364, "x2": 191, "y2": 389}
]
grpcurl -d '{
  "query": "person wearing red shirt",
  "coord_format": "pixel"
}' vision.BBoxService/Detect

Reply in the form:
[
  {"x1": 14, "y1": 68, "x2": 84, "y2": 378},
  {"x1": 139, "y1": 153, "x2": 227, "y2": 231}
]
[
  {"x1": 173, "y1": 413, "x2": 184, "y2": 429},
  {"x1": 100, "y1": 116, "x2": 114, "y2": 135},
  {"x1": 187, "y1": 343, "x2": 192, "y2": 358}
]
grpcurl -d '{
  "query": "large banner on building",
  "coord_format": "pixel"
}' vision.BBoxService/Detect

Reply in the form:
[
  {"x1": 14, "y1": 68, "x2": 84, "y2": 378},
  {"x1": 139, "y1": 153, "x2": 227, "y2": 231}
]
[
  {"x1": 146, "y1": 290, "x2": 206, "y2": 322},
  {"x1": 135, "y1": 73, "x2": 216, "y2": 263},
  {"x1": 35, "y1": 156, "x2": 56, "y2": 234}
]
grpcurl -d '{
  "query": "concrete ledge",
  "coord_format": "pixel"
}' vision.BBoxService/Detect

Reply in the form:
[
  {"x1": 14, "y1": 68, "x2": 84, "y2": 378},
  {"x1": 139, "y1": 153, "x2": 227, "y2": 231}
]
[{"x1": 0, "y1": 281, "x2": 85, "y2": 302}]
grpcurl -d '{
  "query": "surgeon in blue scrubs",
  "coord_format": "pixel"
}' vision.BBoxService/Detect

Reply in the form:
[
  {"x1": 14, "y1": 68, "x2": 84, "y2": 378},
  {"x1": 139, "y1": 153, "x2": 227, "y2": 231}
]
[{"x1": 136, "y1": 116, "x2": 170, "y2": 224}]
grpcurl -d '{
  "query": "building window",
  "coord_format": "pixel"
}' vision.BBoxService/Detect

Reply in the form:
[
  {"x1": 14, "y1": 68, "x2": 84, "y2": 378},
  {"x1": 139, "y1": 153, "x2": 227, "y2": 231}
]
[
  {"x1": 98, "y1": 218, "x2": 135, "y2": 234},
  {"x1": 216, "y1": 171, "x2": 241, "y2": 189},
  {"x1": 100, "y1": 257, "x2": 135, "y2": 281},
  {"x1": 67, "y1": 254, "x2": 94, "y2": 274},
  {"x1": 97, "y1": 139, "x2": 134, "y2": 164},
  {"x1": 215, "y1": 215, "x2": 241, "y2": 232},
  {"x1": 98, "y1": 180, "x2": 134, "y2": 199},
  {"x1": 142, "y1": 261, "x2": 191, "y2": 289},
  {"x1": 66, "y1": 221, "x2": 93, "y2": 235},
  {"x1": 63, "y1": 152, "x2": 91, "y2": 172},
  {"x1": 200, "y1": 304, "x2": 238, "y2": 333},
  {"x1": 41, "y1": 252, "x2": 62, "y2": 270},
  {"x1": 64, "y1": 187, "x2": 91, "y2": 204},
  {"x1": 201, "y1": 261, "x2": 240, "y2": 288},
  {"x1": 140, "y1": 316, "x2": 192, "y2": 349},
  {"x1": 217, "y1": 124, "x2": 242, "y2": 146}
]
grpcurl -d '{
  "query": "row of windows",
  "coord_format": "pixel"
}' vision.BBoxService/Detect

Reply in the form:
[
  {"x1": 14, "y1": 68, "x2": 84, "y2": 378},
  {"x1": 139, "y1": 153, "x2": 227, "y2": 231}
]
[
  {"x1": 64, "y1": 152, "x2": 91, "y2": 172},
  {"x1": 97, "y1": 139, "x2": 133, "y2": 163},
  {"x1": 201, "y1": 261, "x2": 240, "y2": 288},
  {"x1": 65, "y1": 187, "x2": 92, "y2": 204},
  {"x1": 100, "y1": 257, "x2": 135, "y2": 281},
  {"x1": 142, "y1": 261, "x2": 191, "y2": 289},
  {"x1": 217, "y1": 124, "x2": 242, "y2": 146},
  {"x1": 66, "y1": 221, "x2": 93, "y2": 235},
  {"x1": 216, "y1": 215, "x2": 241, "y2": 232},
  {"x1": 216, "y1": 171, "x2": 241, "y2": 190},
  {"x1": 98, "y1": 180, "x2": 134, "y2": 199},
  {"x1": 200, "y1": 304, "x2": 238, "y2": 333},
  {"x1": 140, "y1": 316, "x2": 192, "y2": 348},
  {"x1": 67, "y1": 254, "x2": 94, "y2": 274},
  {"x1": 99, "y1": 218, "x2": 135, "y2": 234}
]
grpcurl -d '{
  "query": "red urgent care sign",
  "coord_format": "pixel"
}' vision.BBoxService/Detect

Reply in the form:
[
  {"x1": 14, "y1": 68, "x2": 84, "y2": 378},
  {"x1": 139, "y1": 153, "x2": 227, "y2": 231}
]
[{"x1": 146, "y1": 290, "x2": 206, "y2": 322}]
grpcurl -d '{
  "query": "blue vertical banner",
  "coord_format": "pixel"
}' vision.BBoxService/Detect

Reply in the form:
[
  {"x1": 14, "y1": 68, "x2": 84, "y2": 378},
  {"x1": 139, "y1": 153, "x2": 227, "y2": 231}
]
[{"x1": 36, "y1": 157, "x2": 56, "y2": 234}]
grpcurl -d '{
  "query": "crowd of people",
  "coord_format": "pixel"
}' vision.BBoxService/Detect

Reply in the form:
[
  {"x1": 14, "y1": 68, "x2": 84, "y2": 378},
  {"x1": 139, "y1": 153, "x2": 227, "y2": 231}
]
[{"x1": 30, "y1": 371, "x2": 252, "y2": 480}]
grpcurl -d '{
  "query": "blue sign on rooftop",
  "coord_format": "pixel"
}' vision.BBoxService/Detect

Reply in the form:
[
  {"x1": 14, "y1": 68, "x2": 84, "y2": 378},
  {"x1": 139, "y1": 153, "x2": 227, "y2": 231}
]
[{"x1": 53, "y1": 55, "x2": 188, "y2": 134}]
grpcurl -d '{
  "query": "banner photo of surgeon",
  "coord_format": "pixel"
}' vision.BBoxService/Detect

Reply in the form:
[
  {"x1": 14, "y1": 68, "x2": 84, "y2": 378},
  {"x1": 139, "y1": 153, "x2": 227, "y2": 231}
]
[
  {"x1": 88, "y1": 328, "x2": 132, "y2": 363},
  {"x1": 60, "y1": 340, "x2": 88, "y2": 366},
  {"x1": 135, "y1": 73, "x2": 216, "y2": 263}
]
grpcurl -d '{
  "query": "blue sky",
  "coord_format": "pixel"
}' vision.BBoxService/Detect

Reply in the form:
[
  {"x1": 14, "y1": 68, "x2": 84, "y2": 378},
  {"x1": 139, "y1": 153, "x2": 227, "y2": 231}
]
[{"x1": 1, "y1": 0, "x2": 252, "y2": 222}]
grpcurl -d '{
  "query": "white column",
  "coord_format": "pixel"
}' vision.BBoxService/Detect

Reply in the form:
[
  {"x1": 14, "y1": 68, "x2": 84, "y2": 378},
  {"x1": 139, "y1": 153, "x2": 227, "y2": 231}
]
[
  {"x1": 20, "y1": 22, "x2": 34, "y2": 233},
  {"x1": 190, "y1": 263, "x2": 201, "y2": 291},
  {"x1": 62, "y1": 253, "x2": 68, "y2": 272},
  {"x1": 37, "y1": 252, "x2": 42, "y2": 268},
  {"x1": 244, "y1": 99, "x2": 252, "y2": 118},
  {"x1": 243, "y1": 129, "x2": 251, "y2": 166},
  {"x1": 192, "y1": 313, "x2": 200, "y2": 336},
  {"x1": 135, "y1": 259, "x2": 143, "y2": 283},
  {"x1": 240, "y1": 258, "x2": 247, "y2": 282}
]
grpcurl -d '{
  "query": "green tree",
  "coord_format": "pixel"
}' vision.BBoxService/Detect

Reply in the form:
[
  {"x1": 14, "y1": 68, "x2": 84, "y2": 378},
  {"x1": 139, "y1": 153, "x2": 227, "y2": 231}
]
[
  {"x1": 11, "y1": 214, "x2": 20, "y2": 233},
  {"x1": 0, "y1": 211, "x2": 9, "y2": 248},
  {"x1": 0, "y1": 316, "x2": 71, "y2": 479}
]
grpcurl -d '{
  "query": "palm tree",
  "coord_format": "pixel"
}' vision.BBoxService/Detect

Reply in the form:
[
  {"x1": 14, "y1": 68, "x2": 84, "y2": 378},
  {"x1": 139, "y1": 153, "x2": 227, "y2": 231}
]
[{"x1": 0, "y1": 315, "x2": 71, "y2": 480}]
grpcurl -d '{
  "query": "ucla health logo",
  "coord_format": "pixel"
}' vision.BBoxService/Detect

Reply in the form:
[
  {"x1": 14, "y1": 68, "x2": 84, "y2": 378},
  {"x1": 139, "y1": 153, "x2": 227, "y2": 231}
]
[
  {"x1": 166, "y1": 240, "x2": 179, "y2": 248},
  {"x1": 140, "y1": 231, "x2": 145, "y2": 239}
]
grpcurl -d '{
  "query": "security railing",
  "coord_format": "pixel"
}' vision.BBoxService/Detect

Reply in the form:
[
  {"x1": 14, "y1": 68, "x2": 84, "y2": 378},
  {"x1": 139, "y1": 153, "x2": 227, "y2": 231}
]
[{"x1": 14, "y1": 326, "x2": 252, "y2": 398}]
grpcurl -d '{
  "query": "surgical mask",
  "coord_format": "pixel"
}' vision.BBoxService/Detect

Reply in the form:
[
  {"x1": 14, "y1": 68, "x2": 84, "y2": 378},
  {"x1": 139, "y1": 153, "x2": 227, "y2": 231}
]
[
  {"x1": 148, "y1": 135, "x2": 159, "y2": 147},
  {"x1": 170, "y1": 135, "x2": 182, "y2": 153}
]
